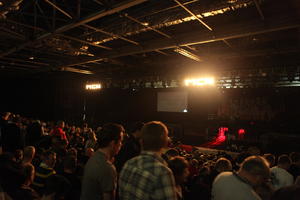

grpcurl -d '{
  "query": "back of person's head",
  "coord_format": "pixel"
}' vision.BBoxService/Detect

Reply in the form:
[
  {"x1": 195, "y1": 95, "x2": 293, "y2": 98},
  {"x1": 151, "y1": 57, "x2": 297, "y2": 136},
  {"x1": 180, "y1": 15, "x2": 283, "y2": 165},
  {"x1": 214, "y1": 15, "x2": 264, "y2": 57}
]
[
  {"x1": 278, "y1": 154, "x2": 291, "y2": 166},
  {"x1": 165, "y1": 148, "x2": 179, "y2": 159},
  {"x1": 289, "y1": 152, "x2": 300, "y2": 163},
  {"x1": 263, "y1": 153, "x2": 275, "y2": 167},
  {"x1": 23, "y1": 146, "x2": 35, "y2": 160},
  {"x1": 215, "y1": 157, "x2": 232, "y2": 172},
  {"x1": 97, "y1": 123, "x2": 124, "y2": 148},
  {"x1": 43, "y1": 175, "x2": 71, "y2": 200},
  {"x1": 66, "y1": 148, "x2": 78, "y2": 158},
  {"x1": 239, "y1": 156, "x2": 270, "y2": 178},
  {"x1": 168, "y1": 156, "x2": 189, "y2": 176},
  {"x1": 168, "y1": 156, "x2": 189, "y2": 184},
  {"x1": 130, "y1": 122, "x2": 144, "y2": 134},
  {"x1": 141, "y1": 121, "x2": 168, "y2": 151},
  {"x1": 63, "y1": 156, "x2": 77, "y2": 172}
]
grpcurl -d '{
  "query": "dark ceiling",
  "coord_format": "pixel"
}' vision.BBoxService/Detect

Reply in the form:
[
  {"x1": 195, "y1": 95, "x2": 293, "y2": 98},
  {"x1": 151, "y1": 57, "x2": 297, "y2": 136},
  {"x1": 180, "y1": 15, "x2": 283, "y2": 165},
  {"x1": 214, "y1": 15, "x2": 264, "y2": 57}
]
[{"x1": 0, "y1": 0, "x2": 300, "y2": 86}]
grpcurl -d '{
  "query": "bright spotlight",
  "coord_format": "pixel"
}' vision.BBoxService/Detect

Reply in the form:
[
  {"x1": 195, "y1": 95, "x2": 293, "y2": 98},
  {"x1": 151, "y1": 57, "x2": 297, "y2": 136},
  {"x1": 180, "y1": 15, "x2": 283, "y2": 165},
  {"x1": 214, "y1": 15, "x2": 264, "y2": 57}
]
[
  {"x1": 86, "y1": 83, "x2": 101, "y2": 90},
  {"x1": 184, "y1": 77, "x2": 215, "y2": 87}
]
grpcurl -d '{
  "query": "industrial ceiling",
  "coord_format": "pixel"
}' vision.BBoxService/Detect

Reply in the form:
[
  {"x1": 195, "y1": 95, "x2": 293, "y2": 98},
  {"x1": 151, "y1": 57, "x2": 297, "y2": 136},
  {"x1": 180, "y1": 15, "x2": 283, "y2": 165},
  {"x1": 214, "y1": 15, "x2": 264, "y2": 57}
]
[{"x1": 0, "y1": 0, "x2": 299, "y2": 87}]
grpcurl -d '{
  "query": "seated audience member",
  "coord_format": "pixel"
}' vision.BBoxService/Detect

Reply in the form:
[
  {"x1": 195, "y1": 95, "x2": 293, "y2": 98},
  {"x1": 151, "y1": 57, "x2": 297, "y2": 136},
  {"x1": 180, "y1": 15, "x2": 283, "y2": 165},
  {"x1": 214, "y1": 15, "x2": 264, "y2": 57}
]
[
  {"x1": 26, "y1": 120, "x2": 43, "y2": 146},
  {"x1": 61, "y1": 156, "x2": 81, "y2": 200},
  {"x1": 32, "y1": 151, "x2": 56, "y2": 194},
  {"x1": 168, "y1": 156, "x2": 190, "y2": 200},
  {"x1": 13, "y1": 164, "x2": 40, "y2": 200},
  {"x1": 1, "y1": 114, "x2": 24, "y2": 153},
  {"x1": 84, "y1": 129, "x2": 97, "y2": 150},
  {"x1": 119, "y1": 121, "x2": 177, "y2": 200},
  {"x1": 270, "y1": 185, "x2": 300, "y2": 200},
  {"x1": 212, "y1": 156, "x2": 270, "y2": 200},
  {"x1": 263, "y1": 153, "x2": 276, "y2": 168},
  {"x1": 22, "y1": 146, "x2": 36, "y2": 166},
  {"x1": 209, "y1": 157, "x2": 233, "y2": 186},
  {"x1": 271, "y1": 154, "x2": 293, "y2": 190},
  {"x1": 163, "y1": 148, "x2": 180, "y2": 161},
  {"x1": 41, "y1": 175, "x2": 71, "y2": 200}
]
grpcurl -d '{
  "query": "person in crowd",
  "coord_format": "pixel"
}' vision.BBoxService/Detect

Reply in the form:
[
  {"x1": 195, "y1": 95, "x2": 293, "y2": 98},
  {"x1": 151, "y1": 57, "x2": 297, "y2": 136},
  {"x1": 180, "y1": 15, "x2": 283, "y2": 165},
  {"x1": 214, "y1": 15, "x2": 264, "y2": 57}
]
[
  {"x1": 0, "y1": 112, "x2": 11, "y2": 153},
  {"x1": 32, "y1": 150, "x2": 57, "y2": 194},
  {"x1": 50, "y1": 121, "x2": 67, "y2": 143},
  {"x1": 168, "y1": 156, "x2": 190, "y2": 200},
  {"x1": 271, "y1": 154, "x2": 294, "y2": 190},
  {"x1": 119, "y1": 121, "x2": 177, "y2": 200},
  {"x1": 81, "y1": 123, "x2": 124, "y2": 200},
  {"x1": 13, "y1": 164, "x2": 40, "y2": 200},
  {"x1": 163, "y1": 148, "x2": 180, "y2": 161},
  {"x1": 26, "y1": 120, "x2": 43, "y2": 146},
  {"x1": 114, "y1": 122, "x2": 144, "y2": 172},
  {"x1": 41, "y1": 175, "x2": 71, "y2": 200},
  {"x1": 288, "y1": 152, "x2": 300, "y2": 180},
  {"x1": 263, "y1": 153, "x2": 276, "y2": 168},
  {"x1": 212, "y1": 156, "x2": 270, "y2": 200},
  {"x1": 84, "y1": 129, "x2": 97, "y2": 150},
  {"x1": 22, "y1": 146, "x2": 36, "y2": 166},
  {"x1": 61, "y1": 156, "x2": 81, "y2": 200},
  {"x1": 209, "y1": 157, "x2": 232, "y2": 186},
  {"x1": 1, "y1": 114, "x2": 24, "y2": 153}
]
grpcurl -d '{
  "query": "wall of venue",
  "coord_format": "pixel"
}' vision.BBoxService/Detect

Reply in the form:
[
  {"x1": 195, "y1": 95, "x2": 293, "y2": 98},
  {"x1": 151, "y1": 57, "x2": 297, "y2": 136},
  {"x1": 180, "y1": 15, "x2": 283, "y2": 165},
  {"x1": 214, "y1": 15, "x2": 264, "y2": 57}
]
[{"x1": 2, "y1": 75, "x2": 300, "y2": 139}]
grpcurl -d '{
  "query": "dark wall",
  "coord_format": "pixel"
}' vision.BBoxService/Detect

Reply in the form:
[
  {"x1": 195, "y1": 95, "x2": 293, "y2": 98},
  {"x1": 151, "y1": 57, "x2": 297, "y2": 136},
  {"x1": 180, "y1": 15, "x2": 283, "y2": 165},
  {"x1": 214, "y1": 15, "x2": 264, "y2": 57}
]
[
  {"x1": 2, "y1": 75, "x2": 300, "y2": 134},
  {"x1": 0, "y1": 73, "x2": 85, "y2": 123}
]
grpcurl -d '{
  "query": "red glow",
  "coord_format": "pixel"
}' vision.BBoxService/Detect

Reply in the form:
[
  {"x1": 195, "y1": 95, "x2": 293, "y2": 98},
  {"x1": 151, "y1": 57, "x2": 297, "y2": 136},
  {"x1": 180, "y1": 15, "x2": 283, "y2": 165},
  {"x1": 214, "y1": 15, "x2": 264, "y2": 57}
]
[
  {"x1": 238, "y1": 129, "x2": 245, "y2": 135},
  {"x1": 203, "y1": 127, "x2": 227, "y2": 147}
]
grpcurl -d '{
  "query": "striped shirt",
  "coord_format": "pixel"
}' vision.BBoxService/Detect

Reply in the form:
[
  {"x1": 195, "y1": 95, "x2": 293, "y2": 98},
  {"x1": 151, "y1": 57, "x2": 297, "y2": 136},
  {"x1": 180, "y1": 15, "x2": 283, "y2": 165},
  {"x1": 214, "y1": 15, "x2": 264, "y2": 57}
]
[
  {"x1": 32, "y1": 163, "x2": 56, "y2": 193},
  {"x1": 119, "y1": 151, "x2": 177, "y2": 200}
]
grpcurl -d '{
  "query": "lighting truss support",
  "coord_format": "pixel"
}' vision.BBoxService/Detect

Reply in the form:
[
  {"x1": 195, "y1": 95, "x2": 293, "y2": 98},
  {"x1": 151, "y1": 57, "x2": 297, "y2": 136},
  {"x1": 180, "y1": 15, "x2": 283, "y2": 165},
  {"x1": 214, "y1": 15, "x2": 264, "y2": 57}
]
[
  {"x1": 253, "y1": 0, "x2": 265, "y2": 20},
  {"x1": 174, "y1": 47, "x2": 202, "y2": 62},
  {"x1": 173, "y1": 0, "x2": 212, "y2": 31},
  {"x1": 173, "y1": 0, "x2": 231, "y2": 48},
  {"x1": 82, "y1": 24, "x2": 139, "y2": 45},
  {"x1": 123, "y1": 13, "x2": 172, "y2": 39},
  {"x1": 59, "y1": 34, "x2": 112, "y2": 50},
  {"x1": 44, "y1": 0, "x2": 73, "y2": 19}
]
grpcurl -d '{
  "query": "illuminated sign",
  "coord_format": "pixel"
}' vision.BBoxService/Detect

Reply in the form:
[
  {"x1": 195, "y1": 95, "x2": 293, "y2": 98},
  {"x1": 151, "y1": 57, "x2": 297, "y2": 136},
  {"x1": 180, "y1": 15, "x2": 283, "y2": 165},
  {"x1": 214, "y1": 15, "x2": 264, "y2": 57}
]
[
  {"x1": 86, "y1": 84, "x2": 101, "y2": 90},
  {"x1": 184, "y1": 78, "x2": 215, "y2": 86}
]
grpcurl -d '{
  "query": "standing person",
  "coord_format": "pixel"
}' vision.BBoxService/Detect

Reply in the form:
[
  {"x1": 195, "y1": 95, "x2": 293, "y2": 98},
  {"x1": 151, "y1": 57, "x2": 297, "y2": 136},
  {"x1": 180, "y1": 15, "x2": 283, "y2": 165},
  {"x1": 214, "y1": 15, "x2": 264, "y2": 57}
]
[
  {"x1": 50, "y1": 121, "x2": 68, "y2": 143},
  {"x1": 81, "y1": 123, "x2": 124, "y2": 200},
  {"x1": 212, "y1": 156, "x2": 270, "y2": 200},
  {"x1": 114, "y1": 122, "x2": 144, "y2": 172},
  {"x1": 119, "y1": 121, "x2": 177, "y2": 200}
]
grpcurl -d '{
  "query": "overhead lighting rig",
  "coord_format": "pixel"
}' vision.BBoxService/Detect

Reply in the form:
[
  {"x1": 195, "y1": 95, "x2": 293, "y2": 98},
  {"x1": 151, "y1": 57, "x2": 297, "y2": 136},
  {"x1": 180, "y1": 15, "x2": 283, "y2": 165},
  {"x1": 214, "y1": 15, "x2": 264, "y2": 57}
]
[
  {"x1": 174, "y1": 47, "x2": 202, "y2": 62},
  {"x1": 0, "y1": 0, "x2": 23, "y2": 19}
]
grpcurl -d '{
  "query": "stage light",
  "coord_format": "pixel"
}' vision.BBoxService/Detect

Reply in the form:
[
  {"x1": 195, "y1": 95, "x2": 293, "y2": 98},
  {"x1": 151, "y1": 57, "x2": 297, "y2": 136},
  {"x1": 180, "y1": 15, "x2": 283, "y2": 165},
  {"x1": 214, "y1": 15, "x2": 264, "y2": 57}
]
[
  {"x1": 184, "y1": 77, "x2": 215, "y2": 86},
  {"x1": 86, "y1": 83, "x2": 101, "y2": 90}
]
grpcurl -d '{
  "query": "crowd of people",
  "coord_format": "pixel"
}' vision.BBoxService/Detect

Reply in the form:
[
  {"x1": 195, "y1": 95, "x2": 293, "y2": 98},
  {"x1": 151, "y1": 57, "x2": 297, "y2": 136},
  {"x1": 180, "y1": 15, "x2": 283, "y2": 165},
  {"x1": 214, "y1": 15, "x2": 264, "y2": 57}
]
[{"x1": 0, "y1": 112, "x2": 300, "y2": 200}]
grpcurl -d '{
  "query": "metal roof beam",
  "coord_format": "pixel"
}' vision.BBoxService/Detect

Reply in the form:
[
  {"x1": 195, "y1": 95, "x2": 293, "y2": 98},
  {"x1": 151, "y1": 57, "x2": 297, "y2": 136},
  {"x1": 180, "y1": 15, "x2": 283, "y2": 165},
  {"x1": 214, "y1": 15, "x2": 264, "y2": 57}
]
[
  {"x1": 58, "y1": 19, "x2": 300, "y2": 67},
  {"x1": 0, "y1": 0, "x2": 148, "y2": 58}
]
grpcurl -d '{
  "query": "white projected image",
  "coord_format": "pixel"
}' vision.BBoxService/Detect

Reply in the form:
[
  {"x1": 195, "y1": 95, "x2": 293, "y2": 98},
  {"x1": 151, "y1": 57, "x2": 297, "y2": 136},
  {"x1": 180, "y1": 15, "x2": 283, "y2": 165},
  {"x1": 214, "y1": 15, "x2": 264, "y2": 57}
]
[{"x1": 157, "y1": 91, "x2": 188, "y2": 112}]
